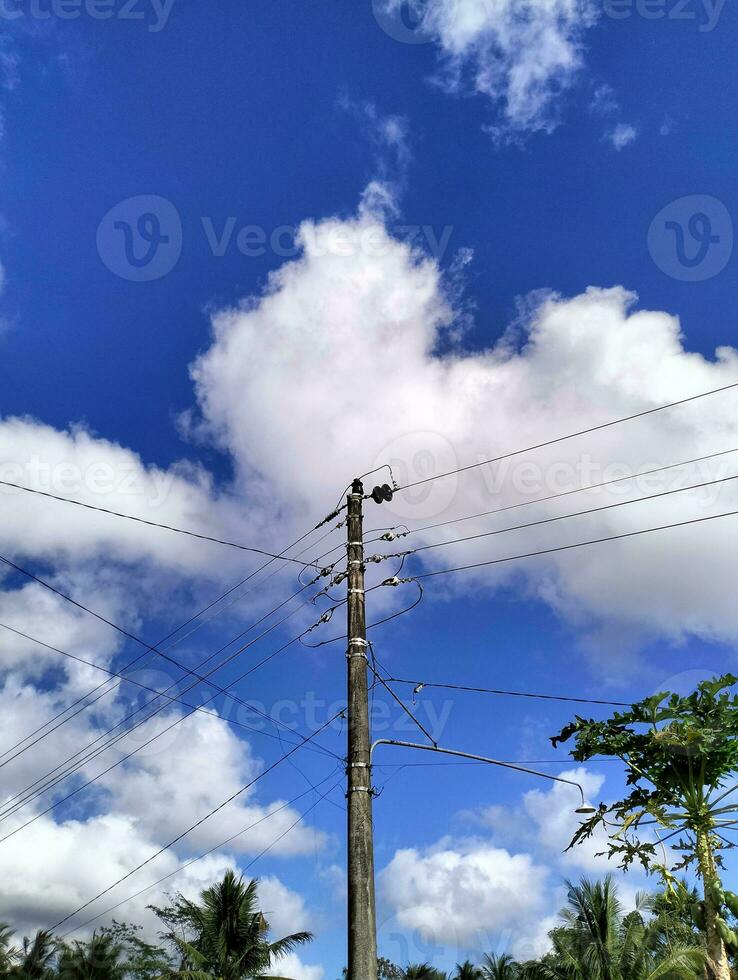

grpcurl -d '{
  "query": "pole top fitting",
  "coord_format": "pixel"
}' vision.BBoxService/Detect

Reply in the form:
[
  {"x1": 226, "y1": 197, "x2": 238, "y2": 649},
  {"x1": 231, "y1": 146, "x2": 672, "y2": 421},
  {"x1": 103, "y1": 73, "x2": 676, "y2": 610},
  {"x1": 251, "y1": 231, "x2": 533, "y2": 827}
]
[{"x1": 351, "y1": 478, "x2": 364, "y2": 494}]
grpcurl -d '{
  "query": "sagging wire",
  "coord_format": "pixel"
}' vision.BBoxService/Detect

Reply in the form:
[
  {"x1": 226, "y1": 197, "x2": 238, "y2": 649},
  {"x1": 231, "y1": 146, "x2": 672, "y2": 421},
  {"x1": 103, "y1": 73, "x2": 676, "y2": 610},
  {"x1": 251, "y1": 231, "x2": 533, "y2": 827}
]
[
  {"x1": 299, "y1": 579, "x2": 425, "y2": 649},
  {"x1": 367, "y1": 641, "x2": 437, "y2": 748}
]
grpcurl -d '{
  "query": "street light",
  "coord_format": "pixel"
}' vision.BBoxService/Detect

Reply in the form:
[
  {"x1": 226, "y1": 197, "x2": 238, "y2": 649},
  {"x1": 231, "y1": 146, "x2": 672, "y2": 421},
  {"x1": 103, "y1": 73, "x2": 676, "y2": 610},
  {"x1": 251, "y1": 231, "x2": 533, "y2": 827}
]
[{"x1": 371, "y1": 738, "x2": 597, "y2": 815}]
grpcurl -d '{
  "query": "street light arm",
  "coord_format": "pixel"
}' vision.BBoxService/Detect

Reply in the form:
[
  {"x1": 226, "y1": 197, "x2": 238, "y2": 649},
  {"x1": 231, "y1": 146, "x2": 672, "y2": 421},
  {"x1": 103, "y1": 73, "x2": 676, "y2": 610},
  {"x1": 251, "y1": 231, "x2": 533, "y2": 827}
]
[{"x1": 370, "y1": 739, "x2": 595, "y2": 812}]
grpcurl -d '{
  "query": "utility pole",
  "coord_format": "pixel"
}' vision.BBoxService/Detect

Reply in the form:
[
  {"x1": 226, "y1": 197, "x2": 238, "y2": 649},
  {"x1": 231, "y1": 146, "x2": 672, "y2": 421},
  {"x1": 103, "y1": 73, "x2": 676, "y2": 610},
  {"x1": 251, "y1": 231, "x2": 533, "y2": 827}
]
[{"x1": 346, "y1": 478, "x2": 377, "y2": 980}]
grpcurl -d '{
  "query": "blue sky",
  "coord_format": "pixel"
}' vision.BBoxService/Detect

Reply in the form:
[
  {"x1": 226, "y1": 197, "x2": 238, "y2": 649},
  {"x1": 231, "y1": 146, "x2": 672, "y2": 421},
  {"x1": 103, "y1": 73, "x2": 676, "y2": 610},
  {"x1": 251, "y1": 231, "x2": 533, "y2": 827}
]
[{"x1": 0, "y1": 1, "x2": 738, "y2": 976}]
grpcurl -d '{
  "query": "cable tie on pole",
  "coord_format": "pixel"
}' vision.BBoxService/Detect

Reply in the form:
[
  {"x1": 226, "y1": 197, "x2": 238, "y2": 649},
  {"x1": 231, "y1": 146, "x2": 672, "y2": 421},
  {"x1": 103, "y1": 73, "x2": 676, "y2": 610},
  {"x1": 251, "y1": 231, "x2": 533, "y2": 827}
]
[{"x1": 348, "y1": 638, "x2": 368, "y2": 647}]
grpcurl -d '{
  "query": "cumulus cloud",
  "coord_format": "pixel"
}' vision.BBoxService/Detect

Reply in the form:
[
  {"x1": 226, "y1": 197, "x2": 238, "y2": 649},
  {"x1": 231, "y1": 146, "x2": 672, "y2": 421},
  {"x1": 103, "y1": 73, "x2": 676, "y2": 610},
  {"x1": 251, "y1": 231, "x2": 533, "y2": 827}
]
[
  {"x1": 101, "y1": 709, "x2": 326, "y2": 856},
  {"x1": 0, "y1": 417, "x2": 254, "y2": 579},
  {"x1": 380, "y1": 839, "x2": 550, "y2": 946},
  {"x1": 258, "y1": 875, "x2": 314, "y2": 937},
  {"x1": 523, "y1": 767, "x2": 612, "y2": 872},
  {"x1": 381, "y1": 0, "x2": 599, "y2": 135},
  {"x1": 4, "y1": 184, "x2": 738, "y2": 939},
  {"x1": 270, "y1": 952, "x2": 324, "y2": 980},
  {"x1": 189, "y1": 203, "x2": 738, "y2": 652},
  {"x1": 0, "y1": 809, "x2": 234, "y2": 938},
  {"x1": 381, "y1": 767, "x2": 646, "y2": 961}
]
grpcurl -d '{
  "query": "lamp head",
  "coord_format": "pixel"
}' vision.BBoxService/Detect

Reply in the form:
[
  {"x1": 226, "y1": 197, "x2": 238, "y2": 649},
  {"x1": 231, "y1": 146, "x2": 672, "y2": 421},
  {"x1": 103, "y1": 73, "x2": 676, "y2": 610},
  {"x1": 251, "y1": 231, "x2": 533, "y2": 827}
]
[{"x1": 576, "y1": 804, "x2": 597, "y2": 816}]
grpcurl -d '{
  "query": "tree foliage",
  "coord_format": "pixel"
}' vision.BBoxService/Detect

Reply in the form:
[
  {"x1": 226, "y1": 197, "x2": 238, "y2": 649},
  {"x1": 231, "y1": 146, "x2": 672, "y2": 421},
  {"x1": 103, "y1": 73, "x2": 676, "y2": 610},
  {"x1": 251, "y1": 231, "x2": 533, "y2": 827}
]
[{"x1": 552, "y1": 675, "x2": 738, "y2": 979}]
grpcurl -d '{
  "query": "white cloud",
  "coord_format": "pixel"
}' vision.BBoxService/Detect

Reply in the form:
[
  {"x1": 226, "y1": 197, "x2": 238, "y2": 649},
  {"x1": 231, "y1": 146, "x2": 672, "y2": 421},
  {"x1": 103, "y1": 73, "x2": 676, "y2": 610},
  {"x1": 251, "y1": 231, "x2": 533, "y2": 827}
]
[
  {"x1": 189, "y1": 203, "x2": 738, "y2": 652},
  {"x1": 0, "y1": 809, "x2": 234, "y2": 938},
  {"x1": 258, "y1": 875, "x2": 313, "y2": 937},
  {"x1": 608, "y1": 122, "x2": 638, "y2": 150},
  {"x1": 380, "y1": 840, "x2": 549, "y2": 944},
  {"x1": 271, "y1": 951, "x2": 324, "y2": 980},
  {"x1": 4, "y1": 185, "x2": 738, "y2": 943},
  {"x1": 385, "y1": 0, "x2": 599, "y2": 135},
  {"x1": 97, "y1": 708, "x2": 327, "y2": 857},
  {"x1": 0, "y1": 417, "x2": 252, "y2": 579},
  {"x1": 523, "y1": 767, "x2": 613, "y2": 872},
  {"x1": 381, "y1": 767, "x2": 647, "y2": 961}
]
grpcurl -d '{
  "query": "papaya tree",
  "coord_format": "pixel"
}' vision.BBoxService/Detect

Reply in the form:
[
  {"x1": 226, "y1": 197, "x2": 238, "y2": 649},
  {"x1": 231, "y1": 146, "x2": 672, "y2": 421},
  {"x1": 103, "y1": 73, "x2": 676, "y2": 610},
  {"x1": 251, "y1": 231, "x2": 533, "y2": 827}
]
[{"x1": 552, "y1": 675, "x2": 738, "y2": 980}]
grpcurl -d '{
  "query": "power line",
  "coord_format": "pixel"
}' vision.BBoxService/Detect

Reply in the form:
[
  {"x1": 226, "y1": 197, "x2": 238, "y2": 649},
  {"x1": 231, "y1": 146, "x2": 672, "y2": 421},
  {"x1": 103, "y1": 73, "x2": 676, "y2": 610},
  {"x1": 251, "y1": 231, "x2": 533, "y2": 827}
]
[
  {"x1": 0, "y1": 553, "x2": 337, "y2": 761},
  {"x1": 375, "y1": 446, "x2": 738, "y2": 539},
  {"x1": 0, "y1": 614, "x2": 343, "y2": 833},
  {"x1": 366, "y1": 654, "x2": 437, "y2": 747},
  {"x1": 411, "y1": 506, "x2": 738, "y2": 580},
  {"x1": 392, "y1": 381, "x2": 738, "y2": 493},
  {"x1": 0, "y1": 479, "x2": 318, "y2": 566},
  {"x1": 0, "y1": 580, "x2": 346, "y2": 825},
  {"x1": 0, "y1": 522, "x2": 335, "y2": 766},
  {"x1": 388, "y1": 471, "x2": 738, "y2": 561},
  {"x1": 60, "y1": 768, "x2": 345, "y2": 938},
  {"x1": 49, "y1": 709, "x2": 346, "y2": 933},
  {"x1": 0, "y1": 582, "x2": 316, "y2": 788},
  {"x1": 0, "y1": 620, "x2": 337, "y2": 755},
  {"x1": 385, "y1": 677, "x2": 631, "y2": 707}
]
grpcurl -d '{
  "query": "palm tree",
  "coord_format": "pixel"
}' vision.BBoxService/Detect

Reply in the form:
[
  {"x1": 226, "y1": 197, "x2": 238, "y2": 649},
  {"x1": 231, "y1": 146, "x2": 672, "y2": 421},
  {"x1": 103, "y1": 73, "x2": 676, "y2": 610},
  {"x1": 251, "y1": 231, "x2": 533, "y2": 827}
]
[
  {"x1": 481, "y1": 954, "x2": 519, "y2": 979},
  {"x1": 57, "y1": 933, "x2": 127, "y2": 980},
  {"x1": 10, "y1": 931, "x2": 57, "y2": 980},
  {"x1": 0, "y1": 925, "x2": 18, "y2": 976},
  {"x1": 153, "y1": 870, "x2": 312, "y2": 980},
  {"x1": 452, "y1": 963, "x2": 483, "y2": 980},
  {"x1": 404, "y1": 966, "x2": 447, "y2": 979},
  {"x1": 523, "y1": 877, "x2": 704, "y2": 980}
]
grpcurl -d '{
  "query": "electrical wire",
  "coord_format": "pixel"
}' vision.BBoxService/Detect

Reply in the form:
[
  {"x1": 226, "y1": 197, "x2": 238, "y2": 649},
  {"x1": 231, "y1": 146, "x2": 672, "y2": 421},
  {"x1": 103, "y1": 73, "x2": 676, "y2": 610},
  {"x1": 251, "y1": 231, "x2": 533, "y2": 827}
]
[
  {"x1": 370, "y1": 446, "x2": 738, "y2": 540},
  {"x1": 49, "y1": 709, "x2": 346, "y2": 932},
  {"x1": 0, "y1": 582, "x2": 314, "y2": 778},
  {"x1": 0, "y1": 522, "x2": 335, "y2": 765},
  {"x1": 298, "y1": 581, "x2": 424, "y2": 649},
  {"x1": 386, "y1": 471, "x2": 738, "y2": 562},
  {"x1": 367, "y1": 645, "x2": 438, "y2": 745},
  {"x1": 384, "y1": 677, "x2": 631, "y2": 707},
  {"x1": 410, "y1": 507, "x2": 738, "y2": 580},
  {"x1": 0, "y1": 553, "x2": 340, "y2": 767},
  {"x1": 60, "y1": 767, "x2": 345, "y2": 938},
  {"x1": 0, "y1": 479, "x2": 319, "y2": 566},
  {"x1": 373, "y1": 759, "x2": 620, "y2": 768},
  {"x1": 0, "y1": 620, "x2": 343, "y2": 750},
  {"x1": 391, "y1": 381, "x2": 738, "y2": 494},
  {"x1": 0, "y1": 611, "x2": 344, "y2": 833},
  {"x1": 0, "y1": 580, "x2": 320, "y2": 804},
  {"x1": 0, "y1": 581, "x2": 346, "y2": 820},
  {"x1": 366, "y1": 650, "x2": 437, "y2": 747}
]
